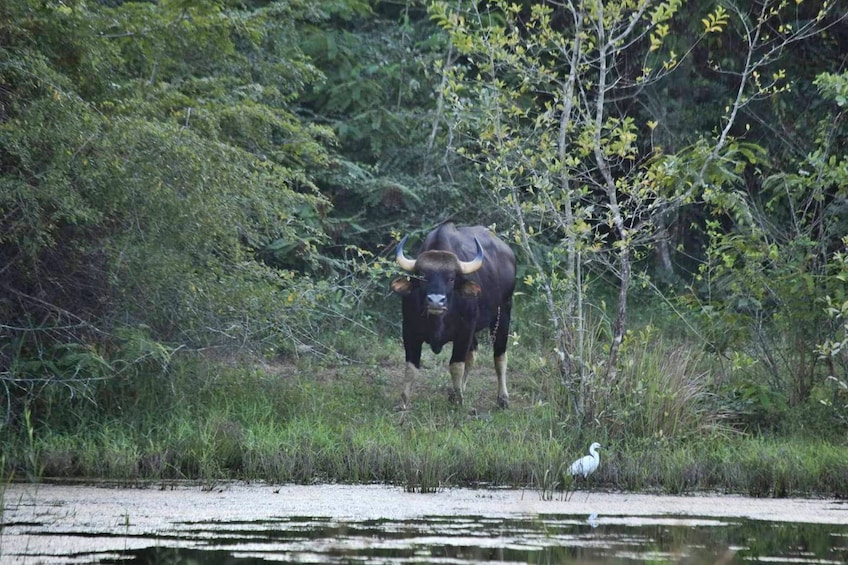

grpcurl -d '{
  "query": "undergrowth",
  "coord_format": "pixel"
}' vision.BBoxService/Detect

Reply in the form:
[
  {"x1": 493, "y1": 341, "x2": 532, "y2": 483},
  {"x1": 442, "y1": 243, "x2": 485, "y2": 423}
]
[{"x1": 1, "y1": 340, "x2": 847, "y2": 498}]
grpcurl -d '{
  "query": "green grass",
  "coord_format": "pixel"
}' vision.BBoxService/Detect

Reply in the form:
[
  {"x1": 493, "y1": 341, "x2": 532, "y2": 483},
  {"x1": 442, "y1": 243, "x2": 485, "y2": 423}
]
[{"x1": 1, "y1": 341, "x2": 847, "y2": 498}]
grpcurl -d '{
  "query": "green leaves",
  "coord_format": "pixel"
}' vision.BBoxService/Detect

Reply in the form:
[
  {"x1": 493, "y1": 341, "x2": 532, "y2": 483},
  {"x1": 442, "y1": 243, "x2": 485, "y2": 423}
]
[
  {"x1": 701, "y1": 5, "x2": 729, "y2": 34},
  {"x1": 814, "y1": 72, "x2": 848, "y2": 107}
]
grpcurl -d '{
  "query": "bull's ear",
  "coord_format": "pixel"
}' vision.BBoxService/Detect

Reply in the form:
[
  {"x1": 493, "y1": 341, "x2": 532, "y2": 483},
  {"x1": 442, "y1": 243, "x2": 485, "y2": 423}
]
[
  {"x1": 391, "y1": 276, "x2": 413, "y2": 295},
  {"x1": 458, "y1": 281, "x2": 482, "y2": 298}
]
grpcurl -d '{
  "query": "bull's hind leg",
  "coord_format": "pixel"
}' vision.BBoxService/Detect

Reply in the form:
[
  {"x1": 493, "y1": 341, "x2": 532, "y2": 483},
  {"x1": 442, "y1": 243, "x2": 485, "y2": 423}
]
[
  {"x1": 491, "y1": 302, "x2": 513, "y2": 408},
  {"x1": 494, "y1": 354, "x2": 508, "y2": 408}
]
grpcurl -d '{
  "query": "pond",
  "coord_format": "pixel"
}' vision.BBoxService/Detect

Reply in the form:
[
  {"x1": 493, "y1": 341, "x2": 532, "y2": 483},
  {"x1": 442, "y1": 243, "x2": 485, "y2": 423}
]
[{"x1": 2, "y1": 483, "x2": 848, "y2": 564}]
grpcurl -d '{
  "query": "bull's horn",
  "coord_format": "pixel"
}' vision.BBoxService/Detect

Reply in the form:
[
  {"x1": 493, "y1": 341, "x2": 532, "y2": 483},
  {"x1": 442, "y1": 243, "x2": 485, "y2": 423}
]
[
  {"x1": 458, "y1": 238, "x2": 484, "y2": 275},
  {"x1": 396, "y1": 235, "x2": 417, "y2": 272}
]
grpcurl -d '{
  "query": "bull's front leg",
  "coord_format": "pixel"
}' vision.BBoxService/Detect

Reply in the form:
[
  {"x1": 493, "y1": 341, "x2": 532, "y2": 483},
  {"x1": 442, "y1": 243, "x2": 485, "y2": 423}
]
[
  {"x1": 447, "y1": 362, "x2": 465, "y2": 405},
  {"x1": 448, "y1": 336, "x2": 474, "y2": 405},
  {"x1": 462, "y1": 347, "x2": 476, "y2": 391},
  {"x1": 401, "y1": 339, "x2": 423, "y2": 409}
]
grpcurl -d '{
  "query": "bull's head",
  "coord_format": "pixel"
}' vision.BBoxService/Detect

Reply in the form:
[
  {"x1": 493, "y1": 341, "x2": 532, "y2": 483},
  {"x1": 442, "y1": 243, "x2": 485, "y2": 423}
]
[{"x1": 391, "y1": 235, "x2": 484, "y2": 315}]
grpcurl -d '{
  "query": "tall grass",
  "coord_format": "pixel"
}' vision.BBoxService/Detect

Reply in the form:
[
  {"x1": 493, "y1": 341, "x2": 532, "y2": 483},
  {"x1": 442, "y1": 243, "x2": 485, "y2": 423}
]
[
  {"x1": 603, "y1": 330, "x2": 720, "y2": 441},
  {"x1": 1, "y1": 340, "x2": 847, "y2": 498}
]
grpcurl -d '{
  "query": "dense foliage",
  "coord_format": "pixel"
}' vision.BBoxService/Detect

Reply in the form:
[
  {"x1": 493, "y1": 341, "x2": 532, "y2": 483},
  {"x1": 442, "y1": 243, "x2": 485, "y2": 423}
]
[
  {"x1": 1, "y1": 1, "x2": 339, "y2": 410},
  {"x1": 1, "y1": 0, "x2": 847, "y2": 486}
]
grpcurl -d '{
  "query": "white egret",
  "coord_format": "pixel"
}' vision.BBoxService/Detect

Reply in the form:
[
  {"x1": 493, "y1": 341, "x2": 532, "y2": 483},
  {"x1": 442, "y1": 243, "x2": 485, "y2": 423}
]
[{"x1": 569, "y1": 442, "x2": 601, "y2": 478}]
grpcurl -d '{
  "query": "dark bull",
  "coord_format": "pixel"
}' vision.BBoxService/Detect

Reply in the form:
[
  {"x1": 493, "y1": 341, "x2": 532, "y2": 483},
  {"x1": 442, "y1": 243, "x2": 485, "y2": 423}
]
[{"x1": 390, "y1": 223, "x2": 517, "y2": 408}]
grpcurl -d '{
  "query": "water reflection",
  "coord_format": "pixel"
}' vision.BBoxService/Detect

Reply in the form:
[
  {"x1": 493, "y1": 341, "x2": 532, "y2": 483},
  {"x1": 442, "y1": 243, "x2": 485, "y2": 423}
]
[{"x1": 87, "y1": 514, "x2": 848, "y2": 565}]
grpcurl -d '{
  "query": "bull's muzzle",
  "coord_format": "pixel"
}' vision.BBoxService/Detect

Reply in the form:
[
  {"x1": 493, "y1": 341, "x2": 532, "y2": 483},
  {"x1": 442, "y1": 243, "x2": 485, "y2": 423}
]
[{"x1": 426, "y1": 293, "x2": 447, "y2": 314}]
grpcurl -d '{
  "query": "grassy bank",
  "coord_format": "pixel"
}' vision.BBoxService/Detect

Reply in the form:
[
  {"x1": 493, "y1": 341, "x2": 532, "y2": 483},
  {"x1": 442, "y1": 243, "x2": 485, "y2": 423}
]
[{"x1": 2, "y1": 340, "x2": 847, "y2": 498}]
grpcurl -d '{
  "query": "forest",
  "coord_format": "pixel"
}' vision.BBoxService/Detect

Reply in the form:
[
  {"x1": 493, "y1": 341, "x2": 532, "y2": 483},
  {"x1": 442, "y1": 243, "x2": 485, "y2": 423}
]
[{"x1": 1, "y1": 0, "x2": 847, "y2": 493}]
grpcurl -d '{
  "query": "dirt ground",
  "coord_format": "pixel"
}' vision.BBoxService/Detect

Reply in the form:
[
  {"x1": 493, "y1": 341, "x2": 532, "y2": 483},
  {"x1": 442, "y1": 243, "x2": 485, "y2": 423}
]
[{"x1": 2, "y1": 482, "x2": 848, "y2": 563}]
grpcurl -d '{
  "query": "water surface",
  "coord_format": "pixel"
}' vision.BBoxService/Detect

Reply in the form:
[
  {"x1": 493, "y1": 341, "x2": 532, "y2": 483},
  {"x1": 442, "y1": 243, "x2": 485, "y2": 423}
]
[{"x1": 2, "y1": 483, "x2": 847, "y2": 564}]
